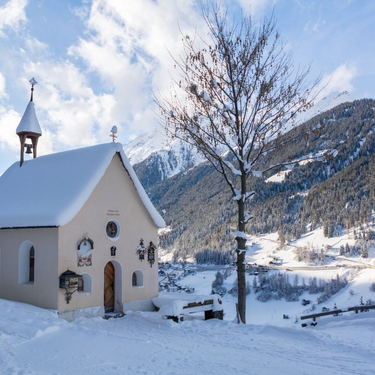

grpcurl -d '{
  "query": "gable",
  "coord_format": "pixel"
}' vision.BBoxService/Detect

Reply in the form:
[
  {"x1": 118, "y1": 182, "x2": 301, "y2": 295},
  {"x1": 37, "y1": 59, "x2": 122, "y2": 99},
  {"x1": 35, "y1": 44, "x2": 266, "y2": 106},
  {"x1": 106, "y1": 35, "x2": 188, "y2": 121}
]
[{"x1": 0, "y1": 143, "x2": 164, "y2": 229}]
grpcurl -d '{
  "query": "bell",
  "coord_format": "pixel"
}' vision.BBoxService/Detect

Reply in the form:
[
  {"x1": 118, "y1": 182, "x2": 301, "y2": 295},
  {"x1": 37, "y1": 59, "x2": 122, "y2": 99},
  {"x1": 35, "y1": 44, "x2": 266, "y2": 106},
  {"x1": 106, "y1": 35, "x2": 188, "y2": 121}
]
[{"x1": 25, "y1": 144, "x2": 33, "y2": 154}]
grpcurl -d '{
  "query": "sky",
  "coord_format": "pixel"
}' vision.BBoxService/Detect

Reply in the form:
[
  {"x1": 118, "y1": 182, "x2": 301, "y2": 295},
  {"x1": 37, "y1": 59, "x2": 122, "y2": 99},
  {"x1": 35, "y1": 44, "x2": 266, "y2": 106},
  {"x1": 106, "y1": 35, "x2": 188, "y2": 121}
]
[{"x1": 0, "y1": 0, "x2": 374, "y2": 175}]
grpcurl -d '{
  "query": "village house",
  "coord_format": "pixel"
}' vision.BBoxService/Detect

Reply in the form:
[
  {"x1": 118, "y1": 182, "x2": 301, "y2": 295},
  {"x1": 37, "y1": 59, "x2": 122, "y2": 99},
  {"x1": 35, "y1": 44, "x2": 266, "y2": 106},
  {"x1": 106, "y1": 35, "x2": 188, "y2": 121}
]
[{"x1": 0, "y1": 81, "x2": 165, "y2": 320}]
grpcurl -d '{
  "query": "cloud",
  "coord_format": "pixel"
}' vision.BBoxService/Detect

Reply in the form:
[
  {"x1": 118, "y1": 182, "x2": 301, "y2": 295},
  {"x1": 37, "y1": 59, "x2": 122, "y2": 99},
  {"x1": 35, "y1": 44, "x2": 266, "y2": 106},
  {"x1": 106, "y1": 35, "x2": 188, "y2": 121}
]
[
  {"x1": 24, "y1": 36, "x2": 49, "y2": 56},
  {"x1": 23, "y1": 60, "x2": 117, "y2": 150},
  {"x1": 68, "y1": 0, "x2": 204, "y2": 136},
  {"x1": 318, "y1": 64, "x2": 358, "y2": 98},
  {"x1": 0, "y1": 105, "x2": 21, "y2": 151},
  {"x1": 304, "y1": 15, "x2": 326, "y2": 35},
  {"x1": 0, "y1": 0, "x2": 27, "y2": 38},
  {"x1": 236, "y1": 0, "x2": 277, "y2": 16},
  {"x1": 0, "y1": 71, "x2": 7, "y2": 99}
]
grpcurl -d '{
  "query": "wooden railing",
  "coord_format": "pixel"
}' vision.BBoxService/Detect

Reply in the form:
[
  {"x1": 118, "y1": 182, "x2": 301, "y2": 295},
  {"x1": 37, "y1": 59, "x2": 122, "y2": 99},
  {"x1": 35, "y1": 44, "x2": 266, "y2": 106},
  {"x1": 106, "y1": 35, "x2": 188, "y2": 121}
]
[{"x1": 301, "y1": 304, "x2": 375, "y2": 323}]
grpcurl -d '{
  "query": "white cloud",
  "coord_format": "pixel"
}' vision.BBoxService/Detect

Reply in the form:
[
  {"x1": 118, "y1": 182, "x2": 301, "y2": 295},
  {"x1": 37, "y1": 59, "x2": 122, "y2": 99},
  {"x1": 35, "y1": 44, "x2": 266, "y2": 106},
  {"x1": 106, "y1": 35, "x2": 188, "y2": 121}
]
[
  {"x1": 318, "y1": 64, "x2": 358, "y2": 98},
  {"x1": 23, "y1": 60, "x2": 117, "y2": 150},
  {"x1": 24, "y1": 36, "x2": 49, "y2": 56},
  {"x1": 304, "y1": 15, "x2": 326, "y2": 34},
  {"x1": 236, "y1": 0, "x2": 276, "y2": 16},
  {"x1": 0, "y1": 105, "x2": 21, "y2": 151},
  {"x1": 0, "y1": 0, "x2": 27, "y2": 38},
  {"x1": 68, "y1": 0, "x2": 205, "y2": 136},
  {"x1": 0, "y1": 71, "x2": 7, "y2": 99}
]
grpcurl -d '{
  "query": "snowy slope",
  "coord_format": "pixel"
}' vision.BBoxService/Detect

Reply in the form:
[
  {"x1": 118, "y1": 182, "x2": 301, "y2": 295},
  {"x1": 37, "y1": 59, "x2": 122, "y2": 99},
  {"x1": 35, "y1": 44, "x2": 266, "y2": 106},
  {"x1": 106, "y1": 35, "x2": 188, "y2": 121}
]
[
  {"x1": 1, "y1": 297, "x2": 375, "y2": 374},
  {"x1": 124, "y1": 91, "x2": 353, "y2": 182},
  {"x1": 123, "y1": 128, "x2": 168, "y2": 166},
  {"x1": 160, "y1": 223, "x2": 375, "y2": 324},
  {"x1": 2, "y1": 224, "x2": 375, "y2": 374},
  {"x1": 296, "y1": 90, "x2": 354, "y2": 125},
  {"x1": 124, "y1": 128, "x2": 205, "y2": 181}
]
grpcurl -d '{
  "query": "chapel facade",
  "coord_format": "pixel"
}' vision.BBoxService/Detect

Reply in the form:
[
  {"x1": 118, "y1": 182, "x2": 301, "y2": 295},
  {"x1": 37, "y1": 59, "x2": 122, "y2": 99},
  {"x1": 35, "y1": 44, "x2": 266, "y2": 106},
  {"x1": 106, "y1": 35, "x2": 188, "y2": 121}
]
[{"x1": 0, "y1": 81, "x2": 164, "y2": 320}]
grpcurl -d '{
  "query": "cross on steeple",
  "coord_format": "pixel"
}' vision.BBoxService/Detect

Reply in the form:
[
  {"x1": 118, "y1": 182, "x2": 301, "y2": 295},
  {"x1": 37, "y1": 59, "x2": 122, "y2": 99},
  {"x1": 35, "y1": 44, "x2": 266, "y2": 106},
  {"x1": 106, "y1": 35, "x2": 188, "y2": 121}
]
[{"x1": 29, "y1": 77, "x2": 37, "y2": 102}]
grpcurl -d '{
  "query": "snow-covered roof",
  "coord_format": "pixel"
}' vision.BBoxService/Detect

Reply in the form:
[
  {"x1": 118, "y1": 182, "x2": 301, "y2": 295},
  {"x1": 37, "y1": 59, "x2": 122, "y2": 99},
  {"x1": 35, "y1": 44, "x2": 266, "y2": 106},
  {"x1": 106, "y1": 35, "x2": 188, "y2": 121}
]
[
  {"x1": 16, "y1": 101, "x2": 42, "y2": 135},
  {"x1": 0, "y1": 142, "x2": 165, "y2": 228}
]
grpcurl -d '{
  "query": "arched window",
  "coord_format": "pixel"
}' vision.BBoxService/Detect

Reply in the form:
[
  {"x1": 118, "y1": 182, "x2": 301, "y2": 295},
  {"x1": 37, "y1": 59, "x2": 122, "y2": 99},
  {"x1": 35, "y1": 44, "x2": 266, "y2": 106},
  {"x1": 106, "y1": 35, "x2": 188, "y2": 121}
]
[
  {"x1": 78, "y1": 273, "x2": 93, "y2": 293},
  {"x1": 131, "y1": 270, "x2": 144, "y2": 287},
  {"x1": 29, "y1": 246, "x2": 35, "y2": 282},
  {"x1": 132, "y1": 272, "x2": 137, "y2": 286},
  {"x1": 19, "y1": 241, "x2": 35, "y2": 284}
]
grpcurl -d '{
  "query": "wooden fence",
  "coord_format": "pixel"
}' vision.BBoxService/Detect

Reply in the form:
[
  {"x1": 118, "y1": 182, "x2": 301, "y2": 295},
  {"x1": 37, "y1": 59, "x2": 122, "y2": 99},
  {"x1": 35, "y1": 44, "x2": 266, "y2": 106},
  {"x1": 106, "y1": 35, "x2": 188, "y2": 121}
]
[{"x1": 300, "y1": 304, "x2": 375, "y2": 326}]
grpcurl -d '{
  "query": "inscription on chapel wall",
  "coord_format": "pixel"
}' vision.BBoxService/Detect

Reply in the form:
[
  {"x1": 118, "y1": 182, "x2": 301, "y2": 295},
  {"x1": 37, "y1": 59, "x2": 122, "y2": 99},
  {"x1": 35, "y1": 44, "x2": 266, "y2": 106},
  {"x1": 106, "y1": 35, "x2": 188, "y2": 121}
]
[{"x1": 107, "y1": 210, "x2": 120, "y2": 216}]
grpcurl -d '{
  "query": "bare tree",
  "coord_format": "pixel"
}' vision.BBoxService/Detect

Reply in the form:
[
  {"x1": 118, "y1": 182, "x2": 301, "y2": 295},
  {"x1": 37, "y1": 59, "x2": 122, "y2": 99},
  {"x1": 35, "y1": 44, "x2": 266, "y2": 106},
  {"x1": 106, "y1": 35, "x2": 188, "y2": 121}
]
[{"x1": 155, "y1": 5, "x2": 320, "y2": 324}]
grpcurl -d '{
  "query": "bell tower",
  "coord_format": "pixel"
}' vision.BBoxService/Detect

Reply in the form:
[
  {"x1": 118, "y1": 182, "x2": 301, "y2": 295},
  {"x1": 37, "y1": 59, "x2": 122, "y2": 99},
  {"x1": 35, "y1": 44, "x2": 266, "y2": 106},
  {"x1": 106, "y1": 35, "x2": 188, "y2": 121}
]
[{"x1": 16, "y1": 78, "x2": 42, "y2": 166}]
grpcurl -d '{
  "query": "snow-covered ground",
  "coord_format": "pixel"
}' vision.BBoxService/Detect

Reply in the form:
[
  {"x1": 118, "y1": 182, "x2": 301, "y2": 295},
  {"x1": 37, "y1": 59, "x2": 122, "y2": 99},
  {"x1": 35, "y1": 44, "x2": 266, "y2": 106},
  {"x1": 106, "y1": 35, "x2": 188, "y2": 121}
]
[
  {"x1": 2, "y1": 224, "x2": 375, "y2": 374},
  {"x1": 1, "y1": 297, "x2": 375, "y2": 375}
]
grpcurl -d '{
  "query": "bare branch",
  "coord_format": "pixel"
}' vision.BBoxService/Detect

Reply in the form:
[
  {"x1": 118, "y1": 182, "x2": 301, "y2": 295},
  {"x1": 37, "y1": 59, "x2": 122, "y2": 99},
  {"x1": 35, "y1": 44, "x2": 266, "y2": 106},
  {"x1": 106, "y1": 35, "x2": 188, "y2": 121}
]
[{"x1": 154, "y1": 4, "x2": 321, "y2": 324}]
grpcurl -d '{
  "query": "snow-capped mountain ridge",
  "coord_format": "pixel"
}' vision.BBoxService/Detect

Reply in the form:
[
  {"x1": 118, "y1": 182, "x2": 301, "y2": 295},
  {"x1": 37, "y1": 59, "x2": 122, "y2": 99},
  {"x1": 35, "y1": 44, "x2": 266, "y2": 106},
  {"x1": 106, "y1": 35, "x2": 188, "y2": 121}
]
[
  {"x1": 124, "y1": 91, "x2": 354, "y2": 182},
  {"x1": 124, "y1": 129, "x2": 205, "y2": 183},
  {"x1": 295, "y1": 90, "x2": 354, "y2": 125}
]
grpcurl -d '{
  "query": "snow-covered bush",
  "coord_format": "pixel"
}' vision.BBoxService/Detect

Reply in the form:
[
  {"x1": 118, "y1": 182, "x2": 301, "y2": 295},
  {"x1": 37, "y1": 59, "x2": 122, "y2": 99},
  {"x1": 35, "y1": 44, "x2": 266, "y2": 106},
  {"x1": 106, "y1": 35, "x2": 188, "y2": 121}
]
[
  {"x1": 212, "y1": 271, "x2": 227, "y2": 296},
  {"x1": 229, "y1": 279, "x2": 251, "y2": 296},
  {"x1": 253, "y1": 272, "x2": 306, "y2": 302},
  {"x1": 253, "y1": 273, "x2": 347, "y2": 303},
  {"x1": 339, "y1": 243, "x2": 360, "y2": 257},
  {"x1": 294, "y1": 244, "x2": 326, "y2": 265},
  {"x1": 370, "y1": 283, "x2": 375, "y2": 292},
  {"x1": 316, "y1": 275, "x2": 348, "y2": 304},
  {"x1": 212, "y1": 271, "x2": 224, "y2": 289},
  {"x1": 195, "y1": 249, "x2": 235, "y2": 265},
  {"x1": 223, "y1": 267, "x2": 232, "y2": 279}
]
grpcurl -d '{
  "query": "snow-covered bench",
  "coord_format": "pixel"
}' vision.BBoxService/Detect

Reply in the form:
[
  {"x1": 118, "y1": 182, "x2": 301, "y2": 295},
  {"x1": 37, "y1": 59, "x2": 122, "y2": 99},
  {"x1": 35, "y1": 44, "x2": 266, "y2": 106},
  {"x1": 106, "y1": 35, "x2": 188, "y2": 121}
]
[{"x1": 152, "y1": 293, "x2": 224, "y2": 322}]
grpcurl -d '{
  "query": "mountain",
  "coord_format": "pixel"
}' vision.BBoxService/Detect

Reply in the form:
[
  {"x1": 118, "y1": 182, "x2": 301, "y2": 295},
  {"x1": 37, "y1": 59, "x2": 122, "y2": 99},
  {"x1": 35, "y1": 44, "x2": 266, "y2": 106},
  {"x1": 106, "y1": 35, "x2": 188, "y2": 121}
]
[
  {"x1": 295, "y1": 90, "x2": 354, "y2": 125},
  {"x1": 141, "y1": 98, "x2": 375, "y2": 260},
  {"x1": 123, "y1": 129, "x2": 204, "y2": 188},
  {"x1": 124, "y1": 91, "x2": 353, "y2": 188}
]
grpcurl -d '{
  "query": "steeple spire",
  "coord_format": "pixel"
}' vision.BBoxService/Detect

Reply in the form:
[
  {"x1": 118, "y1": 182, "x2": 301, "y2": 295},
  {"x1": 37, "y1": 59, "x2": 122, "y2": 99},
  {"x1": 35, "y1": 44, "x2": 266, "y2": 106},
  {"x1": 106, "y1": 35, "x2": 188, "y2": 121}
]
[
  {"x1": 29, "y1": 77, "x2": 37, "y2": 102},
  {"x1": 16, "y1": 78, "x2": 42, "y2": 166}
]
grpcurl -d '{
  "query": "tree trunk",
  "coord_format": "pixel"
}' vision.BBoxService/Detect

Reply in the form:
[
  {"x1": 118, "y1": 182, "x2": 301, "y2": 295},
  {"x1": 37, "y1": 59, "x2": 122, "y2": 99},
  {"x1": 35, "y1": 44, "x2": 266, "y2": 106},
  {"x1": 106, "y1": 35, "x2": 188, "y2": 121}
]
[{"x1": 236, "y1": 186, "x2": 247, "y2": 324}]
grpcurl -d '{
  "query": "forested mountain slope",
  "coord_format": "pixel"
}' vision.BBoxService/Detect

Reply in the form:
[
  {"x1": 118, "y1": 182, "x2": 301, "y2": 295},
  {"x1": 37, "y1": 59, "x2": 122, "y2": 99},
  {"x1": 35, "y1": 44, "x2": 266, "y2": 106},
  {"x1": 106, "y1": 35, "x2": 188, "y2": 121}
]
[
  {"x1": 126, "y1": 91, "x2": 352, "y2": 188},
  {"x1": 134, "y1": 99, "x2": 375, "y2": 258}
]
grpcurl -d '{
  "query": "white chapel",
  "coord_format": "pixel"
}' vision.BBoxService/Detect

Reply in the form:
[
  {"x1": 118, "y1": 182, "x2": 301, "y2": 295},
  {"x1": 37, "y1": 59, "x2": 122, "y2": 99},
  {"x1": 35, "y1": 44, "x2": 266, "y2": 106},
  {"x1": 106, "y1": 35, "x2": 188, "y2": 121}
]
[{"x1": 0, "y1": 80, "x2": 165, "y2": 320}]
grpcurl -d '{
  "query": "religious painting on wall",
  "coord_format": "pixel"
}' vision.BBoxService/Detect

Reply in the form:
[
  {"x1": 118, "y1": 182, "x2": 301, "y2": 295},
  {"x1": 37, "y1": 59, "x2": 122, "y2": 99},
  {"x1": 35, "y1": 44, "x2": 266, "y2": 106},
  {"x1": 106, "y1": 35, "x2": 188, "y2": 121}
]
[{"x1": 77, "y1": 238, "x2": 94, "y2": 267}]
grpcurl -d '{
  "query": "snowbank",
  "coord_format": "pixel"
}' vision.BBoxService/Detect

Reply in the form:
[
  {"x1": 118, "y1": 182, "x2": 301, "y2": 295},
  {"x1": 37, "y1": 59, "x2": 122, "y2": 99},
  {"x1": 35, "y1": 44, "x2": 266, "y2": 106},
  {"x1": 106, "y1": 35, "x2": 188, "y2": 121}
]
[{"x1": 1, "y1": 297, "x2": 375, "y2": 374}]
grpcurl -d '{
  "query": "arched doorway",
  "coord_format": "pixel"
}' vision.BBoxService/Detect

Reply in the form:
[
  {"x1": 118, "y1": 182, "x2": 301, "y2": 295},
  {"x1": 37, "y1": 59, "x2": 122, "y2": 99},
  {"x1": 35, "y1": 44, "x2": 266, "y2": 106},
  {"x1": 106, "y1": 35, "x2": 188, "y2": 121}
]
[
  {"x1": 103, "y1": 260, "x2": 123, "y2": 313},
  {"x1": 104, "y1": 262, "x2": 115, "y2": 312}
]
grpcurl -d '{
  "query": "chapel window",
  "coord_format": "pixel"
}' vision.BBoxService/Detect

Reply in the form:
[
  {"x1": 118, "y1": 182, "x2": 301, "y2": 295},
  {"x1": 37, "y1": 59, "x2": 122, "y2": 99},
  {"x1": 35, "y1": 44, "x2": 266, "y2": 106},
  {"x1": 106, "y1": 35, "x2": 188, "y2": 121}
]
[
  {"x1": 106, "y1": 220, "x2": 120, "y2": 241},
  {"x1": 29, "y1": 246, "x2": 35, "y2": 282},
  {"x1": 132, "y1": 270, "x2": 144, "y2": 287}
]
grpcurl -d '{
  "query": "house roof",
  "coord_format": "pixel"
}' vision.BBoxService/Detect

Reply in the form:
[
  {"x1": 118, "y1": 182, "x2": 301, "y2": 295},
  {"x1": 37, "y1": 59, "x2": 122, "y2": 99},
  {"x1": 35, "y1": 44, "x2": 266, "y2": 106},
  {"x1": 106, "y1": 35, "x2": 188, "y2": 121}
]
[
  {"x1": 16, "y1": 101, "x2": 42, "y2": 135},
  {"x1": 0, "y1": 142, "x2": 165, "y2": 229}
]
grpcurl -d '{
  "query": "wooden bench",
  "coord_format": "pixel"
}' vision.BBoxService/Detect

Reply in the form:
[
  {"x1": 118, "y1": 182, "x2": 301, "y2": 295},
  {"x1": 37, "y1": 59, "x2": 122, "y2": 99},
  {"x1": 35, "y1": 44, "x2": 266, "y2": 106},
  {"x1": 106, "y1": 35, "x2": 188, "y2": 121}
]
[{"x1": 153, "y1": 294, "x2": 224, "y2": 322}]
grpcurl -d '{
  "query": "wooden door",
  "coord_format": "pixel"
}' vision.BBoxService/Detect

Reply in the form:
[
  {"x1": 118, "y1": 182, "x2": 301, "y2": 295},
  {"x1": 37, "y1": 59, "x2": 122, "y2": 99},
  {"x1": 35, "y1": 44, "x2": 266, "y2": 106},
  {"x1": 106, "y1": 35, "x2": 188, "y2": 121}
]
[{"x1": 104, "y1": 262, "x2": 115, "y2": 312}]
